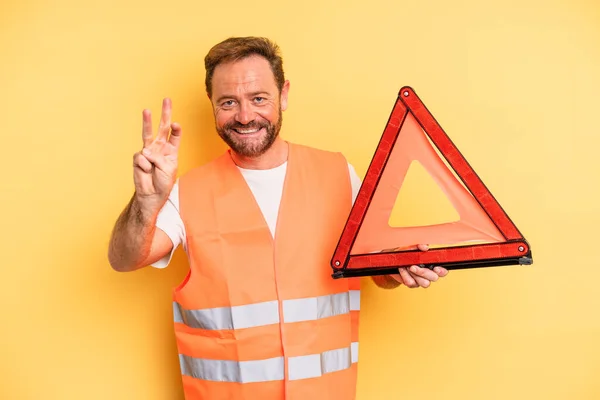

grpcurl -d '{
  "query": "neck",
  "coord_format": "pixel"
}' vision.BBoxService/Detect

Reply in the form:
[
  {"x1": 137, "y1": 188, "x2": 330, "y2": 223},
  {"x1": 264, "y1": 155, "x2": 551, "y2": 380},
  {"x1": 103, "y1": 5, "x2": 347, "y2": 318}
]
[{"x1": 229, "y1": 137, "x2": 289, "y2": 170}]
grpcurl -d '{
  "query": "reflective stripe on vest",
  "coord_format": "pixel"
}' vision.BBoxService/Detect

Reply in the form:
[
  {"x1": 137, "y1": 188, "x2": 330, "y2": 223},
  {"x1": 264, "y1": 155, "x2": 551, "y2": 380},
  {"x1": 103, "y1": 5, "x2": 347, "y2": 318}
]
[
  {"x1": 174, "y1": 290, "x2": 360, "y2": 330},
  {"x1": 179, "y1": 342, "x2": 359, "y2": 383}
]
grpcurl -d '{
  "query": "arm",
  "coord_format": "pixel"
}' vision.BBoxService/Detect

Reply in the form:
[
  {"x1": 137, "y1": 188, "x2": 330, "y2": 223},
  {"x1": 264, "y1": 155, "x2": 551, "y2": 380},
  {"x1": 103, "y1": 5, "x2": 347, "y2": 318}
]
[
  {"x1": 107, "y1": 98, "x2": 182, "y2": 272},
  {"x1": 108, "y1": 195, "x2": 173, "y2": 272}
]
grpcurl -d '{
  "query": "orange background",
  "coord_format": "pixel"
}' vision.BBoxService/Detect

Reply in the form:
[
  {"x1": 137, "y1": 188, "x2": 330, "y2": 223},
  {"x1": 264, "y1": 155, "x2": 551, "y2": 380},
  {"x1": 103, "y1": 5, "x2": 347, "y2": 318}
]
[{"x1": 1, "y1": 0, "x2": 599, "y2": 398}]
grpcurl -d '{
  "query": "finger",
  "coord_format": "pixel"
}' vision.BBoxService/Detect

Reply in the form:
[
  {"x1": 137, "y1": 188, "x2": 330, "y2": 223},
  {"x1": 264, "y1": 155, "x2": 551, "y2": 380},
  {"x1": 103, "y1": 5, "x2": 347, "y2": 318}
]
[
  {"x1": 142, "y1": 148, "x2": 169, "y2": 172},
  {"x1": 399, "y1": 267, "x2": 418, "y2": 288},
  {"x1": 168, "y1": 122, "x2": 182, "y2": 149},
  {"x1": 156, "y1": 98, "x2": 172, "y2": 143},
  {"x1": 133, "y1": 152, "x2": 153, "y2": 173},
  {"x1": 409, "y1": 265, "x2": 439, "y2": 282},
  {"x1": 409, "y1": 272, "x2": 431, "y2": 289},
  {"x1": 417, "y1": 244, "x2": 429, "y2": 251},
  {"x1": 380, "y1": 245, "x2": 416, "y2": 253},
  {"x1": 433, "y1": 266, "x2": 449, "y2": 277},
  {"x1": 142, "y1": 109, "x2": 153, "y2": 147},
  {"x1": 407, "y1": 269, "x2": 432, "y2": 288}
]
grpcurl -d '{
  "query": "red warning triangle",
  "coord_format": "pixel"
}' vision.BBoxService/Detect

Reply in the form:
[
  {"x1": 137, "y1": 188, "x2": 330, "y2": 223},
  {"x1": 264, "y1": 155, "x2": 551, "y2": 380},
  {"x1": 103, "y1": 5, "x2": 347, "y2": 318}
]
[{"x1": 331, "y1": 87, "x2": 532, "y2": 278}]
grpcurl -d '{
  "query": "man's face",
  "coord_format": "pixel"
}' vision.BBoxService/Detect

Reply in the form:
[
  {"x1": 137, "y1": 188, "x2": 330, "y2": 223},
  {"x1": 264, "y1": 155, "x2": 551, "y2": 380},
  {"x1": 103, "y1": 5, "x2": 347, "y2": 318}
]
[{"x1": 210, "y1": 55, "x2": 289, "y2": 158}]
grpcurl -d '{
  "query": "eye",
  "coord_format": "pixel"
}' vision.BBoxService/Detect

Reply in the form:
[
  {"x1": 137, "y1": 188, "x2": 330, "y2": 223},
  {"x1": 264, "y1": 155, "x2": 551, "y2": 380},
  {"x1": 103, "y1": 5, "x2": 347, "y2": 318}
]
[
  {"x1": 221, "y1": 100, "x2": 235, "y2": 108},
  {"x1": 254, "y1": 97, "x2": 265, "y2": 104}
]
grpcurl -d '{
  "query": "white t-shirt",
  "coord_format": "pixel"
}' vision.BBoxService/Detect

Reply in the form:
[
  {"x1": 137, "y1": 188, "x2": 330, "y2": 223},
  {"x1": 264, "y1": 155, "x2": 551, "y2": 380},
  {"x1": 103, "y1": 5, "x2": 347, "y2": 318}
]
[{"x1": 152, "y1": 162, "x2": 363, "y2": 268}]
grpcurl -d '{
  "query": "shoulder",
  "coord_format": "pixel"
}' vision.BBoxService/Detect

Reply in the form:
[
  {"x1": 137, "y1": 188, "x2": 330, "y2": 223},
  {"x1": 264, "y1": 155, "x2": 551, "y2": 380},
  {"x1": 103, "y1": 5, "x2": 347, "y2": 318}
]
[
  {"x1": 179, "y1": 152, "x2": 229, "y2": 187},
  {"x1": 289, "y1": 142, "x2": 348, "y2": 165}
]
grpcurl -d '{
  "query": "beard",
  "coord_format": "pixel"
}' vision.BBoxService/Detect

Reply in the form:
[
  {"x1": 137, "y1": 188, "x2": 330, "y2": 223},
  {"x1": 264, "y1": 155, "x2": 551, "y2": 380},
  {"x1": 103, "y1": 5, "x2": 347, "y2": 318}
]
[{"x1": 216, "y1": 108, "x2": 283, "y2": 158}]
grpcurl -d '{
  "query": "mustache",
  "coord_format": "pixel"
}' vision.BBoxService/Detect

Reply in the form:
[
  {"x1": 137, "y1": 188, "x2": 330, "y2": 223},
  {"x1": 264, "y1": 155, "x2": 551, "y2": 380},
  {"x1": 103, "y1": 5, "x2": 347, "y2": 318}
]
[{"x1": 224, "y1": 121, "x2": 269, "y2": 131}]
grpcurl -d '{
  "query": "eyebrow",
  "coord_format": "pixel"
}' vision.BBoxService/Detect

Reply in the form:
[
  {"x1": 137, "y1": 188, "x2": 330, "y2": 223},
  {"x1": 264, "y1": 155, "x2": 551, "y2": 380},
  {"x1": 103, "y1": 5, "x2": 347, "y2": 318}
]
[{"x1": 215, "y1": 91, "x2": 271, "y2": 104}]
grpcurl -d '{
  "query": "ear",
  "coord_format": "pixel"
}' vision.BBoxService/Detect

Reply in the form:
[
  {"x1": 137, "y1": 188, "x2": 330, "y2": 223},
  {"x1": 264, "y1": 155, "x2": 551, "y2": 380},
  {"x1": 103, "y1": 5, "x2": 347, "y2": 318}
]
[{"x1": 280, "y1": 80, "x2": 290, "y2": 111}]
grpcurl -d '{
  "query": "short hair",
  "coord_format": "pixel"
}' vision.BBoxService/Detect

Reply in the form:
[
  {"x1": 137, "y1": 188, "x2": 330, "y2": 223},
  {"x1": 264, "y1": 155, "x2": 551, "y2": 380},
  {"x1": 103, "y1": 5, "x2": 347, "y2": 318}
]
[{"x1": 204, "y1": 36, "x2": 285, "y2": 98}]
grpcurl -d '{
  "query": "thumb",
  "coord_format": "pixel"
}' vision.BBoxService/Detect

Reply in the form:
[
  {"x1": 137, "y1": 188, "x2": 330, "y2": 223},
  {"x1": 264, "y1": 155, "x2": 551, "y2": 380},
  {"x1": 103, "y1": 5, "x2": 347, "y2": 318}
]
[{"x1": 417, "y1": 244, "x2": 429, "y2": 251}]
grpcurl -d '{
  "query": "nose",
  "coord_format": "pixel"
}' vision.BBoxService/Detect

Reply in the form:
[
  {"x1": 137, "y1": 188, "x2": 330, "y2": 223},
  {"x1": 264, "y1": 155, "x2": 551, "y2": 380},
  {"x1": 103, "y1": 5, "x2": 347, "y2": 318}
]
[{"x1": 235, "y1": 101, "x2": 255, "y2": 125}]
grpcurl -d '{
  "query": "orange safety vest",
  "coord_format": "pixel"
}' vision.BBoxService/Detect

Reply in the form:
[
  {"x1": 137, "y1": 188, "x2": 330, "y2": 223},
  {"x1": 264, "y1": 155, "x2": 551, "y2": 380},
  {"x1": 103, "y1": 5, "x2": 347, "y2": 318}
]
[{"x1": 173, "y1": 142, "x2": 361, "y2": 400}]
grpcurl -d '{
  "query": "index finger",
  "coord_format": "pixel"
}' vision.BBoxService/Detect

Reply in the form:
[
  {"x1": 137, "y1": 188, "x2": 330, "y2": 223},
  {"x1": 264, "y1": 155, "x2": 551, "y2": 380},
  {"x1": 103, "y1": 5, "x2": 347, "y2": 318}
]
[{"x1": 142, "y1": 109, "x2": 153, "y2": 147}]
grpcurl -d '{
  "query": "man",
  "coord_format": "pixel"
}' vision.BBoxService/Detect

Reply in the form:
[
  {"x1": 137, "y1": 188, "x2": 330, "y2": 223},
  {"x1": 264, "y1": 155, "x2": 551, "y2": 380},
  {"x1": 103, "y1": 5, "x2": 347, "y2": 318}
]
[{"x1": 108, "y1": 36, "x2": 448, "y2": 399}]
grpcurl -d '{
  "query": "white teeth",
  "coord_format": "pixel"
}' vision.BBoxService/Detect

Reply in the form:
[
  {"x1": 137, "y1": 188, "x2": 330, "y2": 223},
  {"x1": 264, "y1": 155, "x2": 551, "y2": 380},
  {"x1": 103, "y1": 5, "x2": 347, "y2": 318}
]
[{"x1": 236, "y1": 128, "x2": 260, "y2": 134}]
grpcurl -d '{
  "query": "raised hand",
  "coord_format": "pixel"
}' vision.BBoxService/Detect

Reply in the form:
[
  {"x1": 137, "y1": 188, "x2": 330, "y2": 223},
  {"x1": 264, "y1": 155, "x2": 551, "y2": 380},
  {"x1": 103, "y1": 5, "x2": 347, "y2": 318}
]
[{"x1": 132, "y1": 98, "x2": 182, "y2": 209}]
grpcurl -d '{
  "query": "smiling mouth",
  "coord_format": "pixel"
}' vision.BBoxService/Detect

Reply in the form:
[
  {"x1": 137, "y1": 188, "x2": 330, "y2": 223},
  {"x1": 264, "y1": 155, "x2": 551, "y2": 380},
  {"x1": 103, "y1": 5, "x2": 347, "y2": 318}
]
[{"x1": 232, "y1": 127, "x2": 264, "y2": 135}]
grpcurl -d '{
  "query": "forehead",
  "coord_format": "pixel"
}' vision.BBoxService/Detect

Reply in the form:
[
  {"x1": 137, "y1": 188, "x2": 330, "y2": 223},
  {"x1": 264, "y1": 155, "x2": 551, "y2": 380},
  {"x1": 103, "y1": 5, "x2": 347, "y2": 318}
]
[{"x1": 211, "y1": 55, "x2": 278, "y2": 97}]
